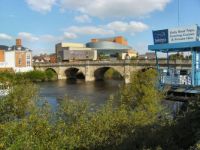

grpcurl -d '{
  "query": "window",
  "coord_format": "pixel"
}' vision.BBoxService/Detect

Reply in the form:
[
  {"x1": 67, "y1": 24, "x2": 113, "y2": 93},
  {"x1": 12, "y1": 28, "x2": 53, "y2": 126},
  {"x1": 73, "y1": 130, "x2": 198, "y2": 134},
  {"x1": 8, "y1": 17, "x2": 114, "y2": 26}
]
[
  {"x1": 18, "y1": 58, "x2": 22, "y2": 65},
  {"x1": 27, "y1": 55, "x2": 30, "y2": 59},
  {"x1": 26, "y1": 54, "x2": 31, "y2": 66},
  {"x1": 27, "y1": 60, "x2": 30, "y2": 66}
]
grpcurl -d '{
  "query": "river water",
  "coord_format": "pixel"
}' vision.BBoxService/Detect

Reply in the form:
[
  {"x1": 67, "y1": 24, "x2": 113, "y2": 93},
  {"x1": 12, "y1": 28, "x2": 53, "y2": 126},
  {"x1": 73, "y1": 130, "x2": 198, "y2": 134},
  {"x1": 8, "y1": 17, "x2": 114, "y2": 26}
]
[
  {"x1": 38, "y1": 79, "x2": 183, "y2": 113},
  {"x1": 39, "y1": 79, "x2": 123, "y2": 107}
]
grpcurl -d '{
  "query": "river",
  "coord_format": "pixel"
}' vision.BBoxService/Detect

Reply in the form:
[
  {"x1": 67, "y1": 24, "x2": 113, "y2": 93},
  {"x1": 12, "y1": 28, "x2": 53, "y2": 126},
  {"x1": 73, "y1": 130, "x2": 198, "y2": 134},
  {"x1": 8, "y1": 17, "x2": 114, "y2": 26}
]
[
  {"x1": 39, "y1": 79, "x2": 123, "y2": 107},
  {"x1": 38, "y1": 79, "x2": 183, "y2": 113}
]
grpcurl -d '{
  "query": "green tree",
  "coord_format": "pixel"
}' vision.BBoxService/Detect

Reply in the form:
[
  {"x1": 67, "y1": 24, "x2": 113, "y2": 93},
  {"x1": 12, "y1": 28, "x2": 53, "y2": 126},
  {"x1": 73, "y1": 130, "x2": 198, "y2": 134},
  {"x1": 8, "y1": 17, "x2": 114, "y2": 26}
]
[
  {"x1": 169, "y1": 52, "x2": 184, "y2": 60},
  {"x1": 0, "y1": 69, "x2": 173, "y2": 150},
  {"x1": 45, "y1": 69, "x2": 58, "y2": 81}
]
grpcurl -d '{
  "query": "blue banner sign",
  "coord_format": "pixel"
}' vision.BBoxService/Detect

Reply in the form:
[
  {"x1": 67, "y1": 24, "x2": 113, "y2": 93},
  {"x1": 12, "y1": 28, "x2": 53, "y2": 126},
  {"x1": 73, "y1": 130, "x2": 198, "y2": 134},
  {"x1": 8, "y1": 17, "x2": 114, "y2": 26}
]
[{"x1": 153, "y1": 29, "x2": 168, "y2": 44}]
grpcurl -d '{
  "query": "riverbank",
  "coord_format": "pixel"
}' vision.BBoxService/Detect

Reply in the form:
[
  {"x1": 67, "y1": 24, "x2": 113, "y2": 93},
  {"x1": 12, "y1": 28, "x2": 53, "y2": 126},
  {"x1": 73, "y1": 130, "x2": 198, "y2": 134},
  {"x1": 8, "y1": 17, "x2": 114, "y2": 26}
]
[{"x1": 0, "y1": 70, "x2": 57, "y2": 83}]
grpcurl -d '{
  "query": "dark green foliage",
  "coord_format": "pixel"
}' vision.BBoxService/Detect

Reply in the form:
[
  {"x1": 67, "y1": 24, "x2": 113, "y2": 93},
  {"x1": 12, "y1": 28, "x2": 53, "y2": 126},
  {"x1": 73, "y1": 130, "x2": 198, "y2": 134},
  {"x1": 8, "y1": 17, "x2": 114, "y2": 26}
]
[
  {"x1": 0, "y1": 70, "x2": 58, "y2": 83},
  {"x1": 25, "y1": 70, "x2": 46, "y2": 81},
  {"x1": 104, "y1": 68, "x2": 122, "y2": 80},
  {"x1": 169, "y1": 52, "x2": 184, "y2": 60},
  {"x1": 45, "y1": 69, "x2": 57, "y2": 81}
]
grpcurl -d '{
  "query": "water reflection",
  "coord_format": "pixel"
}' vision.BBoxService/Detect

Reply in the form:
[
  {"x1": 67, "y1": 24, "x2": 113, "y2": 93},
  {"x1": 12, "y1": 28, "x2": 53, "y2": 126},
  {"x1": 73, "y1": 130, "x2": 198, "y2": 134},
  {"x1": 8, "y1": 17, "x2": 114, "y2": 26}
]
[
  {"x1": 38, "y1": 79, "x2": 184, "y2": 115},
  {"x1": 39, "y1": 79, "x2": 123, "y2": 107}
]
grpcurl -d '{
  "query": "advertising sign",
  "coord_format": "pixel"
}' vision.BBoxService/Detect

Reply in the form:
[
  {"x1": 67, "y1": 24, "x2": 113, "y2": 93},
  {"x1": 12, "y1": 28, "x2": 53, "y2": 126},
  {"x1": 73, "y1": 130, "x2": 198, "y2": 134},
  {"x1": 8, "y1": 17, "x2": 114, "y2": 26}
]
[
  {"x1": 153, "y1": 25, "x2": 200, "y2": 44},
  {"x1": 153, "y1": 29, "x2": 168, "y2": 44},
  {"x1": 169, "y1": 25, "x2": 198, "y2": 43}
]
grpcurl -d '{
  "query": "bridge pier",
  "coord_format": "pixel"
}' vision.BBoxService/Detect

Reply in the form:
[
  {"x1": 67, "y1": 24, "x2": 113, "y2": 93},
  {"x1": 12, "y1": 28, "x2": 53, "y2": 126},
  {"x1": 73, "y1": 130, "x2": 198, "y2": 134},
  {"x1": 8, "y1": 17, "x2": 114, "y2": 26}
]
[
  {"x1": 85, "y1": 66, "x2": 95, "y2": 82},
  {"x1": 57, "y1": 67, "x2": 67, "y2": 80},
  {"x1": 58, "y1": 75, "x2": 67, "y2": 80},
  {"x1": 124, "y1": 62, "x2": 131, "y2": 84},
  {"x1": 124, "y1": 76, "x2": 131, "y2": 84}
]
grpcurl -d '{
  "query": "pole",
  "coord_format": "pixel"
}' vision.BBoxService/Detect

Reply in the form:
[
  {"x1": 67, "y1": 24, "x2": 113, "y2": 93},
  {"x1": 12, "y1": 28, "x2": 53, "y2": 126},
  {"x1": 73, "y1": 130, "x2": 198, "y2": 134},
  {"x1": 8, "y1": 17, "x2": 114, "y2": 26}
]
[
  {"x1": 167, "y1": 50, "x2": 169, "y2": 75},
  {"x1": 155, "y1": 50, "x2": 161, "y2": 86},
  {"x1": 178, "y1": 0, "x2": 180, "y2": 26},
  {"x1": 192, "y1": 48, "x2": 196, "y2": 86}
]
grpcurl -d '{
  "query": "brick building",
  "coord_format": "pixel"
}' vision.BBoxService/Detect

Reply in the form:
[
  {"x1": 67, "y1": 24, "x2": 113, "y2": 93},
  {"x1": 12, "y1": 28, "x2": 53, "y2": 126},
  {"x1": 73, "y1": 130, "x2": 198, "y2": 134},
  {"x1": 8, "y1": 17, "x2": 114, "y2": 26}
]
[{"x1": 0, "y1": 39, "x2": 33, "y2": 72}]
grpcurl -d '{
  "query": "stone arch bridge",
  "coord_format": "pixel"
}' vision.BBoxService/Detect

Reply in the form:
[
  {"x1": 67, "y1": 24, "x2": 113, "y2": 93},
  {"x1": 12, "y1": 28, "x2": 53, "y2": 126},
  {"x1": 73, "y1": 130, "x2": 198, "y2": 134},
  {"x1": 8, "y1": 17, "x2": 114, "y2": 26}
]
[{"x1": 34, "y1": 60, "x2": 191, "y2": 84}]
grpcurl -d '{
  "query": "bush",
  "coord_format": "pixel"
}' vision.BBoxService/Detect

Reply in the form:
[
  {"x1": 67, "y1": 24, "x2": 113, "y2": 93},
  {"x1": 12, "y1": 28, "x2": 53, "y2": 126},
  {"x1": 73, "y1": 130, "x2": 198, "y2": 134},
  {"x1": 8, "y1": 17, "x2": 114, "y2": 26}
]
[
  {"x1": 45, "y1": 69, "x2": 57, "y2": 81},
  {"x1": 25, "y1": 70, "x2": 46, "y2": 82}
]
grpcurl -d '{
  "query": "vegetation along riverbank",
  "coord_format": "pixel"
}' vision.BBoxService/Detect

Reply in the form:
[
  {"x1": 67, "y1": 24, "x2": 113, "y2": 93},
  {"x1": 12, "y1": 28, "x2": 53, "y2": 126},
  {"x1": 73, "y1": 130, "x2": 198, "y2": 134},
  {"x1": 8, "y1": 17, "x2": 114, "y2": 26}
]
[
  {"x1": 0, "y1": 70, "x2": 57, "y2": 83},
  {"x1": 0, "y1": 69, "x2": 200, "y2": 149}
]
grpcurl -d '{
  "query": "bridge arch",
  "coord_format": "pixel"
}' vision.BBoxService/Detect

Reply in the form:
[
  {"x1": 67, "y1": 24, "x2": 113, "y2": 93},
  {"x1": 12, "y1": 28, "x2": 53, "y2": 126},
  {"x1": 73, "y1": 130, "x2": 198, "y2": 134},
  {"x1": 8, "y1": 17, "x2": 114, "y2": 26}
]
[
  {"x1": 94, "y1": 67, "x2": 124, "y2": 81},
  {"x1": 65, "y1": 67, "x2": 85, "y2": 79},
  {"x1": 45, "y1": 68, "x2": 58, "y2": 73},
  {"x1": 45, "y1": 68, "x2": 58, "y2": 80}
]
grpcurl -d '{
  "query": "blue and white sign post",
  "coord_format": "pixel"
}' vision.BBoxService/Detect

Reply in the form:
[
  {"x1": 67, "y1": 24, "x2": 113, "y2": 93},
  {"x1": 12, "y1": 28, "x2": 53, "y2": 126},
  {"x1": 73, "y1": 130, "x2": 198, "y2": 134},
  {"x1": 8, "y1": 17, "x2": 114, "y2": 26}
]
[{"x1": 149, "y1": 25, "x2": 200, "y2": 86}]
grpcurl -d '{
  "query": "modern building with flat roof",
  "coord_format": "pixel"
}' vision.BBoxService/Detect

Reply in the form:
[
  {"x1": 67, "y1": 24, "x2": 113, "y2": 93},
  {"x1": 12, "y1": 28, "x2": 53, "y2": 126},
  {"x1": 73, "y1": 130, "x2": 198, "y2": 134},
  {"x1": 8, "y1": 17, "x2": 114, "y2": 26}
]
[
  {"x1": 86, "y1": 36, "x2": 137, "y2": 60},
  {"x1": 55, "y1": 42, "x2": 97, "y2": 62}
]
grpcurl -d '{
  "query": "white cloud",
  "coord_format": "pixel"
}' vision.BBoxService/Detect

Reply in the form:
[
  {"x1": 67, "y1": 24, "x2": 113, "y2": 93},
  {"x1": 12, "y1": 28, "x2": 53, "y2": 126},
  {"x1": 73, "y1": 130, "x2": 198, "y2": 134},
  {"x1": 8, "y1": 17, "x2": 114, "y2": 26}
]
[
  {"x1": 25, "y1": 0, "x2": 170, "y2": 18},
  {"x1": 65, "y1": 26, "x2": 114, "y2": 36},
  {"x1": 0, "y1": 33, "x2": 13, "y2": 40},
  {"x1": 26, "y1": 0, "x2": 57, "y2": 13},
  {"x1": 18, "y1": 32, "x2": 39, "y2": 42},
  {"x1": 59, "y1": 0, "x2": 171, "y2": 18},
  {"x1": 63, "y1": 32, "x2": 77, "y2": 39},
  {"x1": 17, "y1": 32, "x2": 77, "y2": 44},
  {"x1": 74, "y1": 14, "x2": 91, "y2": 23},
  {"x1": 40, "y1": 34, "x2": 61, "y2": 42},
  {"x1": 63, "y1": 21, "x2": 148, "y2": 37},
  {"x1": 107, "y1": 21, "x2": 149, "y2": 34}
]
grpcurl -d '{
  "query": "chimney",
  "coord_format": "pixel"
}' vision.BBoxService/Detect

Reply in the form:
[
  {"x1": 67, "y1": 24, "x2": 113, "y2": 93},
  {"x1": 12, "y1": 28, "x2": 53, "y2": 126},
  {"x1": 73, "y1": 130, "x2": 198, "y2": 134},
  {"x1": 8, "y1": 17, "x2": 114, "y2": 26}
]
[{"x1": 16, "y1": 39, "x2": 22, "y2": 47}]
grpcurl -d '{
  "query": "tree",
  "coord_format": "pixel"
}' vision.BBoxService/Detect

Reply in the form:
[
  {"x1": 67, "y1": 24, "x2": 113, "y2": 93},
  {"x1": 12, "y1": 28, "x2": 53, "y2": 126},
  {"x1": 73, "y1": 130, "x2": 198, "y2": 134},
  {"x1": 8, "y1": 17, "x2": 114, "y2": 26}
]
[
  {"x1": 169, "y1": 52, "x2": 184, "y2": 60},
  {"x1": 1, "y1": 69, "x2": 180, "y2": 150}
]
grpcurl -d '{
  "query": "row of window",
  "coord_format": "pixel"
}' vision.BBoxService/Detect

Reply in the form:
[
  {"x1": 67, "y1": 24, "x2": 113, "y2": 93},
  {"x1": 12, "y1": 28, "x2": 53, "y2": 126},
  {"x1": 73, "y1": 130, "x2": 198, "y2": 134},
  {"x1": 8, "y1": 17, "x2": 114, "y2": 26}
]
[{"x1": 17, "y1": 54, "x2": 31, "y2": 67}]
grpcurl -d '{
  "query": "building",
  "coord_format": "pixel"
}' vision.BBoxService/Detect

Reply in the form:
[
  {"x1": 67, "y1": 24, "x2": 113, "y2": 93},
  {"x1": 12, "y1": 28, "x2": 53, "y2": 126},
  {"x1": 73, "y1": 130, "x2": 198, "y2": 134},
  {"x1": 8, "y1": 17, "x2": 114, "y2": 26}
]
[
  {"x1": 138, "y1": 52, "x2": 156, "y2": 59},
  {"x1": 32, "y1": 56, "x2": 48, "y2": 63},
  {"x1": 55, "y1": 42, "x2": 97, "y2": 62},
  {"x1": 122, "y1": 50, "x2": 137, "y2": 60},
  {"x1": 49, "y1": 53, "x2": 57, "y2": 63},
  {"x1": 33, "y1": 54, "x2": 50, "y2": 63},
  {"x1": 91, "y1": 36, "x2": 128, "y2": 46},
  {"x1": 86, "y1": 36, "x2": 137, "y2": 60},
  {"x1": 33, "y1": 53, "x2": 57, "y2": 63},
  {"x1": 0, "y1": 39, "x2": 33, "y2": 72}
]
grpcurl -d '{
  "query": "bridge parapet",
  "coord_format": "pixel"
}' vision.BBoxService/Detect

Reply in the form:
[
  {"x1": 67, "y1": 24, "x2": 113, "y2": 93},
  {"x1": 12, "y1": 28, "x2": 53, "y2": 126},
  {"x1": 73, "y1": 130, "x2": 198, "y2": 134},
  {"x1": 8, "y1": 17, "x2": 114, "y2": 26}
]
[{"x1": 33, "y1": 59, "x2": 191, "y2": 67}]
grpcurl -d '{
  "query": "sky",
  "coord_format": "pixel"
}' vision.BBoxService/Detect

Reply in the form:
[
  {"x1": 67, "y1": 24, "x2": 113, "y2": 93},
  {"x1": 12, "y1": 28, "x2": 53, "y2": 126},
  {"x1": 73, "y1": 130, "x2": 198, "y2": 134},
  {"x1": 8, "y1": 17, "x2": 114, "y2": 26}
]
[{"x1": 0, "y1": 0, "x2": 200, "y2": 55}]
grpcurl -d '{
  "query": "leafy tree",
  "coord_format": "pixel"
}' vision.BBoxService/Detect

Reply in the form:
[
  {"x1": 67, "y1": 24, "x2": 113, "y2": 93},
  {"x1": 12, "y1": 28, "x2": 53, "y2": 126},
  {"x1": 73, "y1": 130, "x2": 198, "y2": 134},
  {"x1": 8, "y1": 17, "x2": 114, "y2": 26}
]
[
  {"x1": 169, "y1": 52, "x2": 184, "y2": 60},
  {"x1": 4, "y1": 68, "x2": 200, "y2": 149}
]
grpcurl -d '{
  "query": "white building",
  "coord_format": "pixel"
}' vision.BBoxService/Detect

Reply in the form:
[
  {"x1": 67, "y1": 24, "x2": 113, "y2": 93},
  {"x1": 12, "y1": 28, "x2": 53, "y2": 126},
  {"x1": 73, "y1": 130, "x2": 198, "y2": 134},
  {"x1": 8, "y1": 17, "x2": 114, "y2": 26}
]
[{"x1": 0, "y1": 39, "x2": 33, "y2": 72}]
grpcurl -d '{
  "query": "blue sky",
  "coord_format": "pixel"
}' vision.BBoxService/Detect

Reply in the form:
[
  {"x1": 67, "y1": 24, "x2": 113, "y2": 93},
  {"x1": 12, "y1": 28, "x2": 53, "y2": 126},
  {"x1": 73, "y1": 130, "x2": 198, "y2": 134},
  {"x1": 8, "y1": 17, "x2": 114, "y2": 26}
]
[{"x1": 0, "y1": 0, "x2": 200, "y2": 55}]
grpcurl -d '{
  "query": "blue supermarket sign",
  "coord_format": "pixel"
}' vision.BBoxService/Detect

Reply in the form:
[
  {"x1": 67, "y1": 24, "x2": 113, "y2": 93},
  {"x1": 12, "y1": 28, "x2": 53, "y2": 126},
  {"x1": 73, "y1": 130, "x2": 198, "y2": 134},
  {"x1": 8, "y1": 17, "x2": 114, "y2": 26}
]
[{"x1": 153, "y1": 29, "x2": 168, "y2": 44}]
